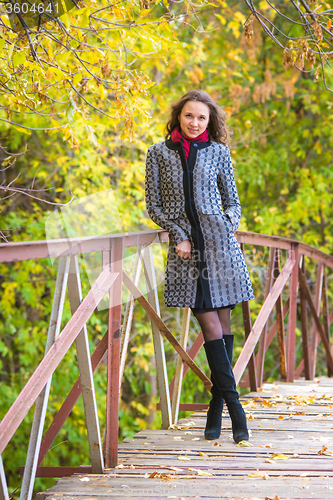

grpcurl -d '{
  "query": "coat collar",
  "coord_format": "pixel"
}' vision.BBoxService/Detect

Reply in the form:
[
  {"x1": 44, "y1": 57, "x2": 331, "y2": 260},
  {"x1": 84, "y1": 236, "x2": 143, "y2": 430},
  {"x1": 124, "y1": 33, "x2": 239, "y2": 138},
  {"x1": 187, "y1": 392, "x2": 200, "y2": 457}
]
[{"x1": 165, "y1": 139, "x2": 211, "y2": 151}]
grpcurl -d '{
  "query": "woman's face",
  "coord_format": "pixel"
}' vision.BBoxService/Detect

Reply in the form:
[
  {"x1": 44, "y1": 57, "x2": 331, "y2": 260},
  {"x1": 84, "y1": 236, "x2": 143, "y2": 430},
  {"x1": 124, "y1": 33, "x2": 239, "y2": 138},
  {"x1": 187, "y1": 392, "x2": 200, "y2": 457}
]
[{"x1": 179, "y1": 100, "x2": 210, "y2": 138}]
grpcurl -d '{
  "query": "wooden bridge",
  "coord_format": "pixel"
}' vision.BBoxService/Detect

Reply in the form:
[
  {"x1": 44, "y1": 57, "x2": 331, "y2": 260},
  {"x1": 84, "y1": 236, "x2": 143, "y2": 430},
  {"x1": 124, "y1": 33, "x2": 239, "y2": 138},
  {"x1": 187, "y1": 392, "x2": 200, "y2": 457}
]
[
  {"x1": 37, "y1": 378, "x2": 333, "y2": 500},
  {"x1": 0, "y1": 227, "x2": 333, "y2": 499}
]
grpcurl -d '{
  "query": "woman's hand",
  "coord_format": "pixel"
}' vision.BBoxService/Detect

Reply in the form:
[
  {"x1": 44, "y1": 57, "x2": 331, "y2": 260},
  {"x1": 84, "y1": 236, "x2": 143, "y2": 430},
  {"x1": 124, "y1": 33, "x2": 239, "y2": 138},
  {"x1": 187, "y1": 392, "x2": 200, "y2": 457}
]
[{"x1": 175, "y1": 240, "x2": 191, "y2": 259}]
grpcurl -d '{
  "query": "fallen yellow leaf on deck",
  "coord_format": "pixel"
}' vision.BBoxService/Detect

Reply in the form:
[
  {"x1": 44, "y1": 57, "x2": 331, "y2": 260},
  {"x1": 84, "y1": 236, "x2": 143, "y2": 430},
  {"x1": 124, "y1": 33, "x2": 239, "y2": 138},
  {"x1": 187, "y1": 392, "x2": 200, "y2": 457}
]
[
  {"x1": 271, "y1": 453, "x2": 289, "y2": 460},
  {"x1": 237, "y1": 440, "x2": 253, "y2": 447},
  {"x1": 192, "y1": 437, "x2": 200, "y2": 441},
  {"x1": 169, "y1": 421, "x2": 195, "y2": 430},
  {"x1": 318, "y1": 445, "x2": 333, "y2": 456},
  {"x1": 260, "y1": 444, "x2": 272, "y2": 448},
  {"x1": 161, "y1": 474, "x2": 173, "y2": 481},
  {"x1": 196, "y1": 470, "x2": 214, "y2": 476},
  {"x1": 198, "y1": 451, "x2": 209, "y2": 457},
  {"x1": 264, "y1": 459, "x2": 276, "y2": 464},
  {"x1": 177, "y1": 456, "x2": 191, "y2": 461},
  {"x1": 188, "y1": 468, "x2": 214, "y2": 476},
  {"x1": 173, "y1": 436, "x2": 183, "y2": 441},
  {"x1": 115, "y1": 464, "x2": 124, "y2": 469},
  {"x1": 243, "y1": 401, "x2": 256, "y2": 408},
  {"x1": 248, "y1": 471, "x2": 269, "y2": 479}
]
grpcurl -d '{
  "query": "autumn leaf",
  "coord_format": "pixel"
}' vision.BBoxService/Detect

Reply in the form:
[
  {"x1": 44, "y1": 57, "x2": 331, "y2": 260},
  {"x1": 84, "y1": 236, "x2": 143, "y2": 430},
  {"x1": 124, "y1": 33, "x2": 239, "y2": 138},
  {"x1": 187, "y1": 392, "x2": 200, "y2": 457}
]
[
  {"x1": 248, "y1": 471, "x2": 270, "y2": 479},
  {"x1": 198, "y1": 452, "x2": 209, "y2": 457},
  {"x1": 237, "y1": 440, "x2": 253, "y2": 447},
  {"x1": 271, "y1": 453, "x2": 289, "y2": 460},
  {"x1": 318, "y1": 445, "x2": 333, "y2": 456}
]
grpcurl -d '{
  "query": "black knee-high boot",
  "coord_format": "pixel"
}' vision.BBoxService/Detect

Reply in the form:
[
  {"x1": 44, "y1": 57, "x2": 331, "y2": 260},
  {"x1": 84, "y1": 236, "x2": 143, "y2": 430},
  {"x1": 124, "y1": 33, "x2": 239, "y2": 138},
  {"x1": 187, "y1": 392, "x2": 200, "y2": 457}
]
[
  {"x1": 204, "y1": 335, "x2": 234, "y2": 440},
  {"x1": 204, "y1": 338, "x2": 249, "y2": 444}
]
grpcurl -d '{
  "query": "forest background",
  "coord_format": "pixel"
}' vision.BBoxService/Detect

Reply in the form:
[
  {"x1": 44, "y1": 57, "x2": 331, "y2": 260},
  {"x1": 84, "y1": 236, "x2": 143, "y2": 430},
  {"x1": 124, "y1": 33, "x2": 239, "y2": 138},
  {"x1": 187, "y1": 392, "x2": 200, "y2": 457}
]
[{"x1": 1, "y1": 0, "x2": 333, "y2": 497}]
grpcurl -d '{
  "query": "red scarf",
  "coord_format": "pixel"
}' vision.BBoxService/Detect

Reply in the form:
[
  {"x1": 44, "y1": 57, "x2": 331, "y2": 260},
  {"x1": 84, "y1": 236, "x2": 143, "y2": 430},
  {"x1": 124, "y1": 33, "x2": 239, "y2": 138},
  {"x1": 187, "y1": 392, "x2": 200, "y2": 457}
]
[{"x1": 171, "y1": 126, "x2": 209, "y2": 160}]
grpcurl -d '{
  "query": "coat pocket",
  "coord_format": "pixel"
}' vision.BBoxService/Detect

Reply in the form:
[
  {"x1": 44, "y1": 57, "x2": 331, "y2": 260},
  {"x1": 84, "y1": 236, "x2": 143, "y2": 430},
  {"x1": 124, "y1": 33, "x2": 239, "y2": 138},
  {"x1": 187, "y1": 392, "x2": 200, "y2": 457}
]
[
  {"x1": 200, "y1": 207, "x2": 234, "y2": 231},
  {"x1": 199, "y1": 205, "x2": 223, "y2": 216}
]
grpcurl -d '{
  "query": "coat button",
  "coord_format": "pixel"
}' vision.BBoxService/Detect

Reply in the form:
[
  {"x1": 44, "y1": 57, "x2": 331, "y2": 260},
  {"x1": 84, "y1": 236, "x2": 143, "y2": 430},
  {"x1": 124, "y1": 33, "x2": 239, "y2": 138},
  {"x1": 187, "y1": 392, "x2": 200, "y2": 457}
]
[{"x1": 193, "y1": 143, "x2": 198, "y2": 147}]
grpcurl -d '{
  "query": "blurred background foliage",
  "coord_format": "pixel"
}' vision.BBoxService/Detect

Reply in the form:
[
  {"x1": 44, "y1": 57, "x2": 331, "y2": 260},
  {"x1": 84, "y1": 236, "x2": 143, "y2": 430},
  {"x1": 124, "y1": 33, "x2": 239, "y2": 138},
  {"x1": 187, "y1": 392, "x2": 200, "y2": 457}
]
[{"x1": 1, "y1": 0, "x2": 333, "y2": 497}]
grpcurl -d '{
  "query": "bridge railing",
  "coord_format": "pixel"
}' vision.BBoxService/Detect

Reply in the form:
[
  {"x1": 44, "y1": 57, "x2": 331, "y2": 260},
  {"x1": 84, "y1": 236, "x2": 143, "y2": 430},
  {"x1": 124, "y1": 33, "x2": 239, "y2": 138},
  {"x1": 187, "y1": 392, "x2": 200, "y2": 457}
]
[{"x1": 0, "y1": 229, "x2": 332, "y2": 499}]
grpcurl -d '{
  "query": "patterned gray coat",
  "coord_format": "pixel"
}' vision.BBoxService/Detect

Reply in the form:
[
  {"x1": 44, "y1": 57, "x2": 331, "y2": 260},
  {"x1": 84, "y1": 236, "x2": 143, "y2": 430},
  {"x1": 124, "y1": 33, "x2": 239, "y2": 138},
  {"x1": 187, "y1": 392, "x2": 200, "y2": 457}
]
[{"x1": 145, "y1": 139, "x2": 254, "y2": 309}]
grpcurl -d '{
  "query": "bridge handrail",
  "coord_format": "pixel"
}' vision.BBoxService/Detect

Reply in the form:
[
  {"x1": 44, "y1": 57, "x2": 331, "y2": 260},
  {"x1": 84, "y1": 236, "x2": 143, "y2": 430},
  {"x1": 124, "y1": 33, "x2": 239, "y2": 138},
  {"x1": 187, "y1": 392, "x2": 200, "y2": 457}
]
[{"x1": 1, "y1": 229, "x2": 332, "y2": 268}]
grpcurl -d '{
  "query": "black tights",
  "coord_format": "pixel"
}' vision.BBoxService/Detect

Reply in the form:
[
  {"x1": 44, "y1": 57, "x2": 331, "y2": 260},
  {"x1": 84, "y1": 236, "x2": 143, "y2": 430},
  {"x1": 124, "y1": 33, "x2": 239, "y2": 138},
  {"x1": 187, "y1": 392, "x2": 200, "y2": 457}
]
[{"x1": 193, "y1": 309, "x2": 232, "y2": 343}]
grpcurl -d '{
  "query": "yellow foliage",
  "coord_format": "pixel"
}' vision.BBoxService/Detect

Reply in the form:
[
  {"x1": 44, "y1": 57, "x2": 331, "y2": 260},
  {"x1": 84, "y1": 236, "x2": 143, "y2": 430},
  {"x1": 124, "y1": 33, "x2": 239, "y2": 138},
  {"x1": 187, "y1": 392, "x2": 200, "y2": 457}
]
[{"x1": 1, "y1": 282, "x2": 17, "y2": 315}]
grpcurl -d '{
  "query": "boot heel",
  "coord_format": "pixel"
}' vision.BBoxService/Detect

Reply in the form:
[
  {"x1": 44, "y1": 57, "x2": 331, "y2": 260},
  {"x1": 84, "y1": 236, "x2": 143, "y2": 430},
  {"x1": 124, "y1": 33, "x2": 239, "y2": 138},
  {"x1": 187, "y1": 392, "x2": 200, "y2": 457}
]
[{"x1": 227, "y1": 401, "x2": 249, "y2": 443}]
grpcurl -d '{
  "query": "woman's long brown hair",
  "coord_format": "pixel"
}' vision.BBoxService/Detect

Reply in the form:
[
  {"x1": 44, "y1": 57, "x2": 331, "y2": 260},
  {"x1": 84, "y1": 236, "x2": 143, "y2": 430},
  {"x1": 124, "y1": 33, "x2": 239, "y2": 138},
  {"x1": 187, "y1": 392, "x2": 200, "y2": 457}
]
[{"x1": 165, "y1": 90, "x2": 231, "y2": 145}]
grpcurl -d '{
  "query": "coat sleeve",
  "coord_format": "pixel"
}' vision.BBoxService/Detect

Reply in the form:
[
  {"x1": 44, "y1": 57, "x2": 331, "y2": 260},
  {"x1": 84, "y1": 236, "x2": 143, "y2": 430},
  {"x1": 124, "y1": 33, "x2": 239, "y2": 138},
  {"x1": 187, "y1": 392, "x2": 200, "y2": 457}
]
[
  {"x1": 145, "y1": 146, "x2": 189, "y2": 245},
  {"x1": 217, "y1": 146, "x2": 241, "y2": 231}
]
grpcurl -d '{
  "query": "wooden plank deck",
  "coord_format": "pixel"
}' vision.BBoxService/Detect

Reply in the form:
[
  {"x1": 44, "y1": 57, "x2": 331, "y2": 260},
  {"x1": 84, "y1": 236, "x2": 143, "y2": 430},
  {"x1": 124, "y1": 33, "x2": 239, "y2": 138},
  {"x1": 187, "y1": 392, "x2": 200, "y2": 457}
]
[{"x1": 37, "y1": 377, "x2": 333, "y2": 499}]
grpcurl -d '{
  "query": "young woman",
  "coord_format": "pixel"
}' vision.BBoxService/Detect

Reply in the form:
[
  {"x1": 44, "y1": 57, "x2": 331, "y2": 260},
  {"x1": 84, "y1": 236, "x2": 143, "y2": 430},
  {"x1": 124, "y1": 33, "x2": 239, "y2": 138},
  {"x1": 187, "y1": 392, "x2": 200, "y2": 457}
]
[{"x1": 145, "y1": 90, "x2": 254, "y2": 443}]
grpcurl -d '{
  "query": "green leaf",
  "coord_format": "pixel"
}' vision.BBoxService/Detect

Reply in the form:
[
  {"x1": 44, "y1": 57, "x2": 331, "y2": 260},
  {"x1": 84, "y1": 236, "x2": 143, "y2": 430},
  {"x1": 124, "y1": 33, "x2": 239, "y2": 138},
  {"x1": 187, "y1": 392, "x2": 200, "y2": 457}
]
[{"x1": 12, "y1": 51, "x2": 26, "y2": 67}]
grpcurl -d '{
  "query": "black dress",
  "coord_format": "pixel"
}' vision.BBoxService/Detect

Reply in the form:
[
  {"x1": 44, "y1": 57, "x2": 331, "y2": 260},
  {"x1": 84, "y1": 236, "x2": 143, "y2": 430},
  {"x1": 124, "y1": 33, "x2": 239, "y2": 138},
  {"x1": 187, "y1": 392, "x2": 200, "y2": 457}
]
[{"x1": 177, "y1": 139, "x2": 236, "y2": 315}]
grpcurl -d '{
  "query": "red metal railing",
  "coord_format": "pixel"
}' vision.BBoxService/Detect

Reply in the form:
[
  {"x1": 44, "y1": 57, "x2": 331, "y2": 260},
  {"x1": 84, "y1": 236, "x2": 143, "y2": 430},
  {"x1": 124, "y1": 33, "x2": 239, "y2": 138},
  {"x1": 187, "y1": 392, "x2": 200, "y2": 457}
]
[{"x1": 0, "y1": 229, "x2": 332, "y2": 499}]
